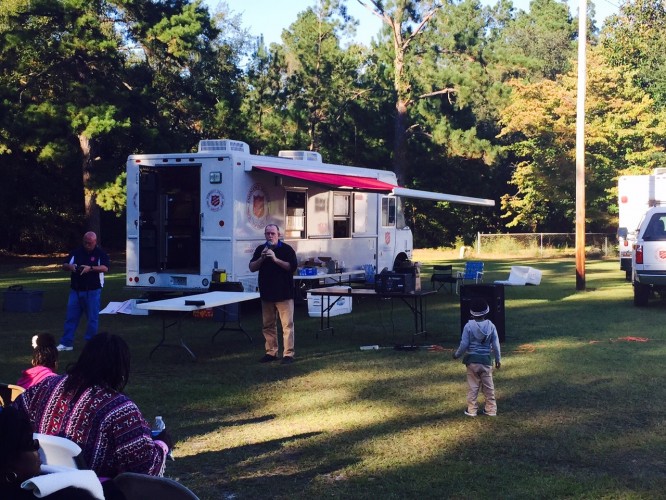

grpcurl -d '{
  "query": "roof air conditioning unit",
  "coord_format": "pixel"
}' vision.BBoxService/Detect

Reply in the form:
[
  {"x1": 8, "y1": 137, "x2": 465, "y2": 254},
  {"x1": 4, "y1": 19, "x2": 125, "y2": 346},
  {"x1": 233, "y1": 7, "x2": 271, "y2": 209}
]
[
  {"x1": 278, "y1": 150, "x2": 322, "y2": 163},
  {"x1": 198, "y1": 139, "x2": 250, "y2": 154}
]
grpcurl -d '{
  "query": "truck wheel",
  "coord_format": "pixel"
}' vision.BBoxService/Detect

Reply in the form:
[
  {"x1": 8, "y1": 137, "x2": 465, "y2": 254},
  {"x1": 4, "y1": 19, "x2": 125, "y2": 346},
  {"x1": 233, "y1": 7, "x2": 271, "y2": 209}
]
[
  {"x1": 625, "y1": 269, "x2": 632, "y2": 281},
  {"x1": 633, "y1": 283, "x2": 650, "y2": 307}
]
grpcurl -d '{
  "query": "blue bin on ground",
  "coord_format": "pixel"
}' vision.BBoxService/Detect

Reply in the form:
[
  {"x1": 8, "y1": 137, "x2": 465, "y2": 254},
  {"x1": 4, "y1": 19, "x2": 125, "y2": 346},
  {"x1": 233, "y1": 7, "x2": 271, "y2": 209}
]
[
  {"x1": 3, "y1": 287, "x2": 44, "y2": 312},
  {"x1": 363, "y1": 264, "x2": 376, "y2": 284}
]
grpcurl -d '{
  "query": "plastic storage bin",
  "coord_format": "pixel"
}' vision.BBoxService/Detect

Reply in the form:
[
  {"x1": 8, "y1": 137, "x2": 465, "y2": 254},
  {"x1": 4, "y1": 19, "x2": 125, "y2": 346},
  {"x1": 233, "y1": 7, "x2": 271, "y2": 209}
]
[
  {"x1": 363, "y1": 264, "x2": 376, "y2": 284},
  {"x1": 307, "y1": 292, "x2": 352, "y2": 317},
  {"x1": 3, "y1": 288, "x2": 44, "y2": 312}
]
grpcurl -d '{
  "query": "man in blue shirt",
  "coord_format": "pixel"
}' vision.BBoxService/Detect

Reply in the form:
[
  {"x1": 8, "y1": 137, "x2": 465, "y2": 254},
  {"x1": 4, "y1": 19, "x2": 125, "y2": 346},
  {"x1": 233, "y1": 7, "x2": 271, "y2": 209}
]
[
  {"x1": 249, "y1": 224, "x2": 298, "y2": 364},
  {"x1": 57, "y1": 232, "x2": 110, "y2": 351}
]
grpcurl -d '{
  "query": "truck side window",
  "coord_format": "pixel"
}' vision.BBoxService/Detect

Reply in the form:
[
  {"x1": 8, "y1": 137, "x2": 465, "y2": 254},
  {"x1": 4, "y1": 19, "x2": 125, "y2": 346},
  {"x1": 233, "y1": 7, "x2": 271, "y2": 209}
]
[
  {"x1": 396, "y1": 197, "x2": 407, "y2": 229},
  {"x1": 382, "y1": 197, "x2": 396, "y2": 227},
  {"x1": 286, "y1": 190, "x2": 306, "y2": 239}
]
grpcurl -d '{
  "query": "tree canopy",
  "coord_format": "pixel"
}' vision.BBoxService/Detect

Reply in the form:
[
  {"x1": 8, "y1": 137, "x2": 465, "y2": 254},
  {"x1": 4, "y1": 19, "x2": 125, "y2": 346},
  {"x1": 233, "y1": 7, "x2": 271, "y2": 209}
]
[{"x1": 0, "y1": 0, "x2": 663, "y2": 252}]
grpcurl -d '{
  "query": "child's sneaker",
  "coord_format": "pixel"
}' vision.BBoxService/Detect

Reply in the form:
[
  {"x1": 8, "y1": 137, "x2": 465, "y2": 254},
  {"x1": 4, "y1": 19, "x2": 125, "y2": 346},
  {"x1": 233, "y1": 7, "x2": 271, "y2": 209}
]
[{"x1": 464, "y1": 410, "x2": 477, "y2": 417}]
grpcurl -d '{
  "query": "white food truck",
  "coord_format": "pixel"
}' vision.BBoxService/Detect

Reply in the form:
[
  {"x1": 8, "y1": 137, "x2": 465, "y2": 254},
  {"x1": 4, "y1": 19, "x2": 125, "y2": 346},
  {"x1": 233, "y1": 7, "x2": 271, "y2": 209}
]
[
  {"x1": 617, "y1": 169, "x2": 666, "y2": 280},
  {"x1": 125, "y1": 139, "x2": 494, "y2": 293}
]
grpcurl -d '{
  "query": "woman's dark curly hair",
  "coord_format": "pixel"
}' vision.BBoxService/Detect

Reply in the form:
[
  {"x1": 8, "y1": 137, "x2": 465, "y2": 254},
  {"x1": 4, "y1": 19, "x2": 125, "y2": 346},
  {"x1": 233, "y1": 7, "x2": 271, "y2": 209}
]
[
  {"x1": 64, "y1": 332, "x2": 130, "y2": 393},
  {"x1": 32, "y1": 333, "x2": 58, "y2": 369},
  {"x1": 0, "y1": 406, "x2": 35, "y2": 471}
]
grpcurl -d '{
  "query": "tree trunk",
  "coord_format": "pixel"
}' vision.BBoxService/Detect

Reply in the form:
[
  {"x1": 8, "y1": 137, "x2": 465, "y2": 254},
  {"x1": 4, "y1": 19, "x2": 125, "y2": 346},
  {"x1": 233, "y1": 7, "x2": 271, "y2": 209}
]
[
  {"x1": 393, "y1": 98, "x2": 408, "y2": 186},
  {"x1": 392, "y1": 20, "x2": 409, "y2": 187},
  {"x1": 79, "y1": 134, "x2": 101, "y2": 238},
  {"x1": 357, "y1": 1, "x2": 439, "y2": 187}
]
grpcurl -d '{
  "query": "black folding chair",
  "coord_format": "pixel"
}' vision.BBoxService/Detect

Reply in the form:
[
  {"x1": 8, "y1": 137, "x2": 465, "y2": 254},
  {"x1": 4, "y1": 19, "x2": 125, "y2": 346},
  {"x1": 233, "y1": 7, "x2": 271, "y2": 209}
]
[
  {"x1": 114, "y1": 472, "x2": 199, "y2": 499},
  {"x1": 430, "y1": 265, "x2": 456, "y2": 294}
]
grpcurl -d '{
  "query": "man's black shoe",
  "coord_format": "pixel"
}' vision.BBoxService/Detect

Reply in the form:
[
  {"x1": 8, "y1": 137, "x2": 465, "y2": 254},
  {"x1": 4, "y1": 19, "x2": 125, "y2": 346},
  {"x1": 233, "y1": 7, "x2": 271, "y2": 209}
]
[
  {"x1": 259, "y1": 354, "x2": 277, "y2": 363},
  {"x1": 281, "y1": 356, "x2": 294, "y2": 365}
]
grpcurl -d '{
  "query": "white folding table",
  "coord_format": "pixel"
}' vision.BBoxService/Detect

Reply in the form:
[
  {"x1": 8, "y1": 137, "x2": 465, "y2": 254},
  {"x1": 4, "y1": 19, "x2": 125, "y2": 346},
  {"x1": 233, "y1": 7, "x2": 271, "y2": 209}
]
[{"x1": 135, "y1": 291, "x2": 260, "y2": 360}]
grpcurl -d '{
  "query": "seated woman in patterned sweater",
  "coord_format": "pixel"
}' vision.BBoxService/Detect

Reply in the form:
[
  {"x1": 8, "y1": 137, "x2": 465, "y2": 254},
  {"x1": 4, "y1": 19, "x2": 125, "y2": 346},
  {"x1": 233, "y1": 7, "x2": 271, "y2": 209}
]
[{"x1": 14, "y1": 332, "x2": 171, "y2": 479}]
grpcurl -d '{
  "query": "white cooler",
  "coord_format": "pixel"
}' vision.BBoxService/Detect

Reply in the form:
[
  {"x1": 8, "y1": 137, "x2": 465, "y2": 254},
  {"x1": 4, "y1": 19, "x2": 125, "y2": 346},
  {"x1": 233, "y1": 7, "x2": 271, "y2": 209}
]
[{"x1": 307, "y1": 292, "x2": 352, "y2": 317}]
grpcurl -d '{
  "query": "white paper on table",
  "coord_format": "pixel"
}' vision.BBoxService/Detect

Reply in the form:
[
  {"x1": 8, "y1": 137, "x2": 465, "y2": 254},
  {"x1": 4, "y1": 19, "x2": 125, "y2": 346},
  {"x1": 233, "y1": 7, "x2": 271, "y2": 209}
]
[{"x1": 100, "y1": 299, "x2": 147, "y2": 315}]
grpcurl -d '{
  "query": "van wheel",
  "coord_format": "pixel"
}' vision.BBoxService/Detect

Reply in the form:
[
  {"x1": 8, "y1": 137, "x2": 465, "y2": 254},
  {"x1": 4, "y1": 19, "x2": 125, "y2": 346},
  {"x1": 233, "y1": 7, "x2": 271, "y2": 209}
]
[
  {"x1": 633, "y1": 283, "x2": 650, "y2": 307},
  {"x1": 625, "y1": 269, "x2": 632, "y2": 281}
]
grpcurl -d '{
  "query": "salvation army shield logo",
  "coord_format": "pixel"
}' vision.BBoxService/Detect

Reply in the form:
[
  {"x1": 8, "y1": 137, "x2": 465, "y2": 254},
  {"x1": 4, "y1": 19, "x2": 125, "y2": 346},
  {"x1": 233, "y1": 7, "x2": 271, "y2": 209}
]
[
  {"x1": 658, "y1": 249, "x2": 666, "y2": 260},
  {"x1": 253, "y1": 195, "x2": 265, "y2": 218},
  {"x1": 385, "y1": 231, "x2": 391, "y2": 245},
  {"x1": 246, "y1": 184, "x2": 269, "y2": 229},
  {"x1": 206, "y1": 190, "x2": 224, "y2": 211}
]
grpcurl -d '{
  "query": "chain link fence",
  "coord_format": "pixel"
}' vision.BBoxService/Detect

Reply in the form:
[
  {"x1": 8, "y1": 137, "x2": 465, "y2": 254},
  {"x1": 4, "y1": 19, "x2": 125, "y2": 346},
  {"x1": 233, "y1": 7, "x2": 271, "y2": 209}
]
[{"x1": 475, "y1": 233, "x2": 617, "y2": 258}]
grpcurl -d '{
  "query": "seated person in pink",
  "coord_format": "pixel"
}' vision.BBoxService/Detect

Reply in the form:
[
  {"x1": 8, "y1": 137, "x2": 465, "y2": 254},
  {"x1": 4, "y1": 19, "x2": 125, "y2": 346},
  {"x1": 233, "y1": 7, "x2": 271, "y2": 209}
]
[
  {"x1": 14, "y1": 332, "x2": 171, "y2": 479},
  {"x1": 16, "y1": 333, "x2": 59, "y2": 390}
]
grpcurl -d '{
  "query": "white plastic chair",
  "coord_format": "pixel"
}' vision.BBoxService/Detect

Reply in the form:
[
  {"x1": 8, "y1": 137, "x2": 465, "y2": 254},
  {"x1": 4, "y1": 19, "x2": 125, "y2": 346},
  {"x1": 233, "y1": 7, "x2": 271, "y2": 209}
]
[
  {"x1": 494, "y1": 266, "x2": 530, "y2": 286},
  {"x1": 494, "y1": 266, "x2": 542, "y2": 286},
  {"x1": 525, "y1": 267, "x2": 542, "y2": 285},
  {"x1": 34, "y1": 433, "x2": 86, "y2": 469}
]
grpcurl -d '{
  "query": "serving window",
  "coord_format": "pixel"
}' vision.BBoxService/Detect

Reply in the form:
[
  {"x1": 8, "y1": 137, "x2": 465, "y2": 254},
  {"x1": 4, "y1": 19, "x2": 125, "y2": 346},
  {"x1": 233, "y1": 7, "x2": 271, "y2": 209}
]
[
  {"x1": 333, "y1": 193, "x2": 351, "y2": 238},
  {"x1": 285, "y1": 190, "x2": 307, "y2": 239}
]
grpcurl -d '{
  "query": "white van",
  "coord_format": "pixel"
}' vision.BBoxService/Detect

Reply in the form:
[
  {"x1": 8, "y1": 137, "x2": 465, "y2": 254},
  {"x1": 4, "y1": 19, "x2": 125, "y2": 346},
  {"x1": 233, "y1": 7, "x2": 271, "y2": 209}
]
[
  {"x1": 631, "y1": 206, "x2": 666, "y2": 306},
  {"x1": 617, "y1": 169, "x2": 666, "y2": 280}
]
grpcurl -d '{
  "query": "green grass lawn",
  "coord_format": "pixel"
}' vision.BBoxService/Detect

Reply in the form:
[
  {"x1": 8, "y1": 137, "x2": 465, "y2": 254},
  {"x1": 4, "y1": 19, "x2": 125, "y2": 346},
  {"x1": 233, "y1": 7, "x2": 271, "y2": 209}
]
[{"x1": 2, "y1": 254, "x2": 665, "y2": 499}]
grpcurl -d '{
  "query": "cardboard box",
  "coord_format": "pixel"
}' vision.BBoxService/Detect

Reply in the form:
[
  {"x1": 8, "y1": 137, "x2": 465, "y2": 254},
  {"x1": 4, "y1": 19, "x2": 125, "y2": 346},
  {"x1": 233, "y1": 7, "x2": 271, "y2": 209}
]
[{"x1": 3, "y1": 289, "x2": 44, "y2": 312}]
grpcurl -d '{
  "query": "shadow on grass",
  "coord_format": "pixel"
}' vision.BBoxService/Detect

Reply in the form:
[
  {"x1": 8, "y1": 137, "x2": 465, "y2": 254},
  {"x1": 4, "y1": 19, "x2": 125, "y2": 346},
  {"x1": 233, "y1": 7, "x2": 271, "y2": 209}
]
[{"x1": 4, "y1": 257, "x2": 666, "y2": 498}]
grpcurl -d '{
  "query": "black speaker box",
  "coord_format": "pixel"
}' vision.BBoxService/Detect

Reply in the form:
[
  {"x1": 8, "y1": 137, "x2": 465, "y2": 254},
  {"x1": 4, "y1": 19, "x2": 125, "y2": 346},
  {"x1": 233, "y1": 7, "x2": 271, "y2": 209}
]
[
  {"x1": 374, "y1": 272, "x2": 415, "y2": 294},
  {"x1": 460, "y1": 284, "x2": 505, "y2": 342}
]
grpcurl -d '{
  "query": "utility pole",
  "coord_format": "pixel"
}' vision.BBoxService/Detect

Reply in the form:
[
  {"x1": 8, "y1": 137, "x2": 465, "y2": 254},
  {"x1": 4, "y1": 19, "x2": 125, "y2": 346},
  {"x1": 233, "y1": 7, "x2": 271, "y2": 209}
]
[{"x1": 575, "y1": 0, "x2": 587, "y2": 290}]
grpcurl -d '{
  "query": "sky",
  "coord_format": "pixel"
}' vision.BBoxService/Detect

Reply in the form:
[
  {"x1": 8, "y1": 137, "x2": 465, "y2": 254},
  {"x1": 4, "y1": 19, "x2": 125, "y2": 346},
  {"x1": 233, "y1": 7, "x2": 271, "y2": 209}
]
[{"x1": 206, "y1": 0, "x2": 621, "y2": 47}]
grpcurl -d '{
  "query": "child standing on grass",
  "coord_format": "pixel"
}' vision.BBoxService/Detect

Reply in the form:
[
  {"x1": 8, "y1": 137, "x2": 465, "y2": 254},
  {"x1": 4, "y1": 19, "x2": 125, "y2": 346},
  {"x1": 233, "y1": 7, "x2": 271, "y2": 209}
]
[{"x1": 453, "y1": 298, "x2": 501, "y2": 417}]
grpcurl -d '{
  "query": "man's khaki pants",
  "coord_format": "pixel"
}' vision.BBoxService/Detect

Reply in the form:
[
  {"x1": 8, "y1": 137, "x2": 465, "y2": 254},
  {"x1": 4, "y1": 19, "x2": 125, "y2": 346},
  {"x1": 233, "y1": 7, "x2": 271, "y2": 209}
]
[{"x1": 261, "y1": 299, "x2": 295, "y2": 358}]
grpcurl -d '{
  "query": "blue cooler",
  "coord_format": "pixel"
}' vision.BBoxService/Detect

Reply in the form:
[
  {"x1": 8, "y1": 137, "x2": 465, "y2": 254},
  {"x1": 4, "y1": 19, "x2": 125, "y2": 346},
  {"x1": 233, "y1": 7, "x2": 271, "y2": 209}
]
[
  {"x1": 363, "y1": 264, "x2": 376, "y2": 284},
  {"x1": 3, "y1": 287, "x2": 44, "y2": 312}
]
